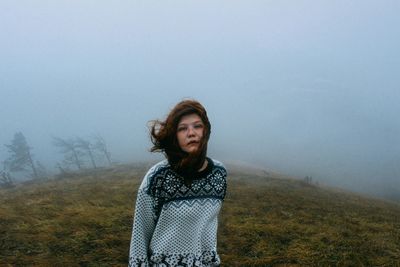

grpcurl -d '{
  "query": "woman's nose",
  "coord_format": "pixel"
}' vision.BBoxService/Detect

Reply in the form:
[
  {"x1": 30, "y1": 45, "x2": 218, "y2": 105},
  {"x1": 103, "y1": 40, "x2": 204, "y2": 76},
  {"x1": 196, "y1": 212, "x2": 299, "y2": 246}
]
[{"x1": 187, "y1": 126, "x2": 195, "y2": 136}]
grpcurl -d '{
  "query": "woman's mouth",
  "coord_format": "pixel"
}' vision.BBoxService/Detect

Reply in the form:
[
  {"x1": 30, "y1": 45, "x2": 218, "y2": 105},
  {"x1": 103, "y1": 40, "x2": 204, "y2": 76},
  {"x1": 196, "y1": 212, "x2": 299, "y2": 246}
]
[{"x1": 187, "y1": 141, "x2": 199, "y2": 146}]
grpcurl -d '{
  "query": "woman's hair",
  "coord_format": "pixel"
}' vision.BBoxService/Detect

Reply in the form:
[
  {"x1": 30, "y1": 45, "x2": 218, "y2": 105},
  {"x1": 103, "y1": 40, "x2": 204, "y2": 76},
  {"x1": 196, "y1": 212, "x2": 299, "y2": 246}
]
[{"x1": 149, "y1": 99, "x2": 211, "y2": 174}]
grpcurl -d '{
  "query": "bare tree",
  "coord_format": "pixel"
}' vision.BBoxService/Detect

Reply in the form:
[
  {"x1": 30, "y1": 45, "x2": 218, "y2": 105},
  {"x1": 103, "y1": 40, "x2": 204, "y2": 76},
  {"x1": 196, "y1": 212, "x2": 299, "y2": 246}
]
[
  {"x1": 0, "y1": 163, "x2": 14, "y2": 188},
  {"x1": 304, "y1": 175, "x2": 313, "y2": 185},
  {"x1": 93, "y1": 134, "x2": 112, "y2": 166},
  {"x1": 4, "y1": 132, "x2": 38, "y2": 179},
  {"x1": 52, "y1": 137, "x2": 84, "y2": 170},
  {"x1": 56, "y1": 162, "x2": 68, "y2": 175},
  {"x1": 75, "y1": 137, "x2": 97, "y2": 169},
  {"x1": 35, "y1": 160, "x2": 49, "y2": 179}
]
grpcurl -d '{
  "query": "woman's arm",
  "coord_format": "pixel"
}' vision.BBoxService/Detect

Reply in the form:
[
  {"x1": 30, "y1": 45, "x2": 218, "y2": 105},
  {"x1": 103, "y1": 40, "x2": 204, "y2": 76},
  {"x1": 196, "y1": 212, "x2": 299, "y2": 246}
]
[{"x1": 128, "y1": 172, "x2": 157, "y2": 267}]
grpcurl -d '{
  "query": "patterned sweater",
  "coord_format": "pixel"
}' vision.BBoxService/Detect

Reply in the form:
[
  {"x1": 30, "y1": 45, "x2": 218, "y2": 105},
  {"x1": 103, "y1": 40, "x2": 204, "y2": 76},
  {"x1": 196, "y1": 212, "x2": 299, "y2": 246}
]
[{"x1": 128, "y1": 158, "x2": 227, "y2": 267}]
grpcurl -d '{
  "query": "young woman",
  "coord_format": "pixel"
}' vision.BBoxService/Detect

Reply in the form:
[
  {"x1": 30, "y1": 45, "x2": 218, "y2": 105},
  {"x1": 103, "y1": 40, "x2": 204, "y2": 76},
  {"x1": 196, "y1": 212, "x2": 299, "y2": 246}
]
[{"x1": 129, "y1": 100, "x2": 227, "y2": 267}]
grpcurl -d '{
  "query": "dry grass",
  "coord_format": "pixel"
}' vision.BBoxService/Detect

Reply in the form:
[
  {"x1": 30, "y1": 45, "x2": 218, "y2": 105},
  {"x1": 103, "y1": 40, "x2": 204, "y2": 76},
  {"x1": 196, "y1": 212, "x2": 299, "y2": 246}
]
[{"x1": 1, "y1": 164, "x2": 399, "y2": 266}]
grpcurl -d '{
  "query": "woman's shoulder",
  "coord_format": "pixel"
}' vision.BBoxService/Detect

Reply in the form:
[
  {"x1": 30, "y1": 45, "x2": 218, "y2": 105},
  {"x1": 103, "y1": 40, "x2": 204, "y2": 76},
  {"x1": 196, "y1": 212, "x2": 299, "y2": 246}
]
[
  {"x1": 139, "y1": 160, "x2": 170, "y2": 189},
  {"x1": 209, "y1": 158, "x2": 227, "y2": 173},
  {"x1": 147, "y1": 159, "x2": 170, "y2": 173}
]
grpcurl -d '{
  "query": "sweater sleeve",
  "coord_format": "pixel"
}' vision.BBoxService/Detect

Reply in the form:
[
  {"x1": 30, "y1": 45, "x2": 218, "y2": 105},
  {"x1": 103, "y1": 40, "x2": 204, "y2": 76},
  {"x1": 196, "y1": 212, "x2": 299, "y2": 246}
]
[{"x1": 128, "y1": 172, "x2": 158, "y2": 267}]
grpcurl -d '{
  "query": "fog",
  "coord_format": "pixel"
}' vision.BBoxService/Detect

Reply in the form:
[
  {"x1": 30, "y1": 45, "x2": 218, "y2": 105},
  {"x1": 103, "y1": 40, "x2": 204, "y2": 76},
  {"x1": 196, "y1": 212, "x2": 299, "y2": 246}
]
[{"x1": 1, "y1": 1, "x2": 399, "y2": 200}]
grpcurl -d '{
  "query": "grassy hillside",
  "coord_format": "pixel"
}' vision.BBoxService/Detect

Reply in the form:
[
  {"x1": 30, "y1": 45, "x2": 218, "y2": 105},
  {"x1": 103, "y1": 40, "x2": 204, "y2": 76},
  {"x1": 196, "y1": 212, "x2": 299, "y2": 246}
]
[{"x1": 1, "y1": 163, "x2": 399, "y2": 266}]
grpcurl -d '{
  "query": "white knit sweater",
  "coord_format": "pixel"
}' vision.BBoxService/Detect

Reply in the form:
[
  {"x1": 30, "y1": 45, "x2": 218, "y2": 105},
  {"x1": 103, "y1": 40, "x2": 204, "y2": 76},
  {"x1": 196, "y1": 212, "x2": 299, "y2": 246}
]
[{"x1": 129, "y1": 158, "x2": 227, "y2": 267}]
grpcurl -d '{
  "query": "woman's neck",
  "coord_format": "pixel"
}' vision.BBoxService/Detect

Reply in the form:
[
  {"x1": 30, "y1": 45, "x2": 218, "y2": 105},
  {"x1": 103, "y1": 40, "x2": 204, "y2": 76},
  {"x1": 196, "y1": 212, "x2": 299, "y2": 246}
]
[{"x1": 198, "y1": 158, "x2": 208, "y2": 172}]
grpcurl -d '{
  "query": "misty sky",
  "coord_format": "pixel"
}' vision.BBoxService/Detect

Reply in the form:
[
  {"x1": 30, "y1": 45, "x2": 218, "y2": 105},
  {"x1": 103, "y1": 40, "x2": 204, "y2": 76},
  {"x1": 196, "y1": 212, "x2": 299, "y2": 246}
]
[{"x1": 1, "y1": 1, "x2": 399, "y2": 198}]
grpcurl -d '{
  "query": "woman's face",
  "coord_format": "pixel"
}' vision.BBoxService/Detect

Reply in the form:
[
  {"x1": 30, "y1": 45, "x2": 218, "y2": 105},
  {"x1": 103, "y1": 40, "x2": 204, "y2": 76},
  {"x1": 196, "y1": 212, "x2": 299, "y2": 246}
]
[{"x1": 177, "y1": 113, "x2": 204, "y2": 153}]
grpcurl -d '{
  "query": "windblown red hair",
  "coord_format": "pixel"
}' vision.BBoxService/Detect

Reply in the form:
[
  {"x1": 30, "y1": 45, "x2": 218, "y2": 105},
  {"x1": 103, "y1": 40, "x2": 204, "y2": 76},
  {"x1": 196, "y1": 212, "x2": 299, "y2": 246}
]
[{"x1": 149, "y1": 99, "x2": 211, "y2": 174}]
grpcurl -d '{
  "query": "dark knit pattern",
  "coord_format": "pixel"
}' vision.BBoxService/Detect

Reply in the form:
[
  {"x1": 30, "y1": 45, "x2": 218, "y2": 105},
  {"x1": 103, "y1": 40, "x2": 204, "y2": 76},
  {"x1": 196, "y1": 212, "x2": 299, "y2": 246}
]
[
  {"x1": 129, "y1": 159, "x2": 227, "y2": 267},
  {"x1": 145, "y1": 163, "x2": 227, "y2": 222}
]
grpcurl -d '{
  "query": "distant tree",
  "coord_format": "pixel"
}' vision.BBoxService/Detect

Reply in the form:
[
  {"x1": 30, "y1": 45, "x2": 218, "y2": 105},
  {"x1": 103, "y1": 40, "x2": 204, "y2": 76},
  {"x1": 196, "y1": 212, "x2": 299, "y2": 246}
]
[
  {"x1": 35, "y1": 160, "x2": 49, "y2": 179},
  {"x1": 75, "y1": 137, "x2": 97, "y2": 169},
  {"x1": 55, "y1": 162, "x2": 68, "y2": 175},
  {"x1": 52, "y1": 137, "x2": 84, "y2": 170},
  {"x1": 0, "y1": 171, "x2": 14, "y2": 188},
  {"x1": 304, "y1": 175, "x2": 313, "y2": 185},
  {"x1": 0, "y1": 163, "x2": 14, "y2": 188},
  {"x1": 93, "y1": 135, "x2": 112, "y2": 166},
  {"x1": 4, "y1": 132, "x2": 38, "y2": 179}
]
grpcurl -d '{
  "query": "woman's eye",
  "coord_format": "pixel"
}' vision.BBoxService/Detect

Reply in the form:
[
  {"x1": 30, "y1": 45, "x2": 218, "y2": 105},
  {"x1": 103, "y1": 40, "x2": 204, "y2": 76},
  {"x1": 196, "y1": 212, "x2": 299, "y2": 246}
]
[
  {"x1": 178, "y1": 127, "x2": 187, "y2": 132},
  {"x1": 194, "y1": 124, "x2": 203, "y2": 129}
]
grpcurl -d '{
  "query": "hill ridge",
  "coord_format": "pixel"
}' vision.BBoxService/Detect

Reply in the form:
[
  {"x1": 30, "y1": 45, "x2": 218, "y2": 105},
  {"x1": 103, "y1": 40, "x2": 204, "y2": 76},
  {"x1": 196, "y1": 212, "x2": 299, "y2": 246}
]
[{"x1": 1, "y1": 162, "x2": 399, "y2": 266}]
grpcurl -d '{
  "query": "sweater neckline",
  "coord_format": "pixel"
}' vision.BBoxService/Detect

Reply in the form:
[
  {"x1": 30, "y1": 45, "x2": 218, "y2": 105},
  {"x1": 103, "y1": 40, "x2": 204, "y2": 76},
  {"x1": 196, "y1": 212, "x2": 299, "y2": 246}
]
[
  {"x1": 194, "y1": 157, "x2": 213, "y2": 178},
  {"x1": 175, "y1": 157, "x2": 214, "y2": 181}
]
